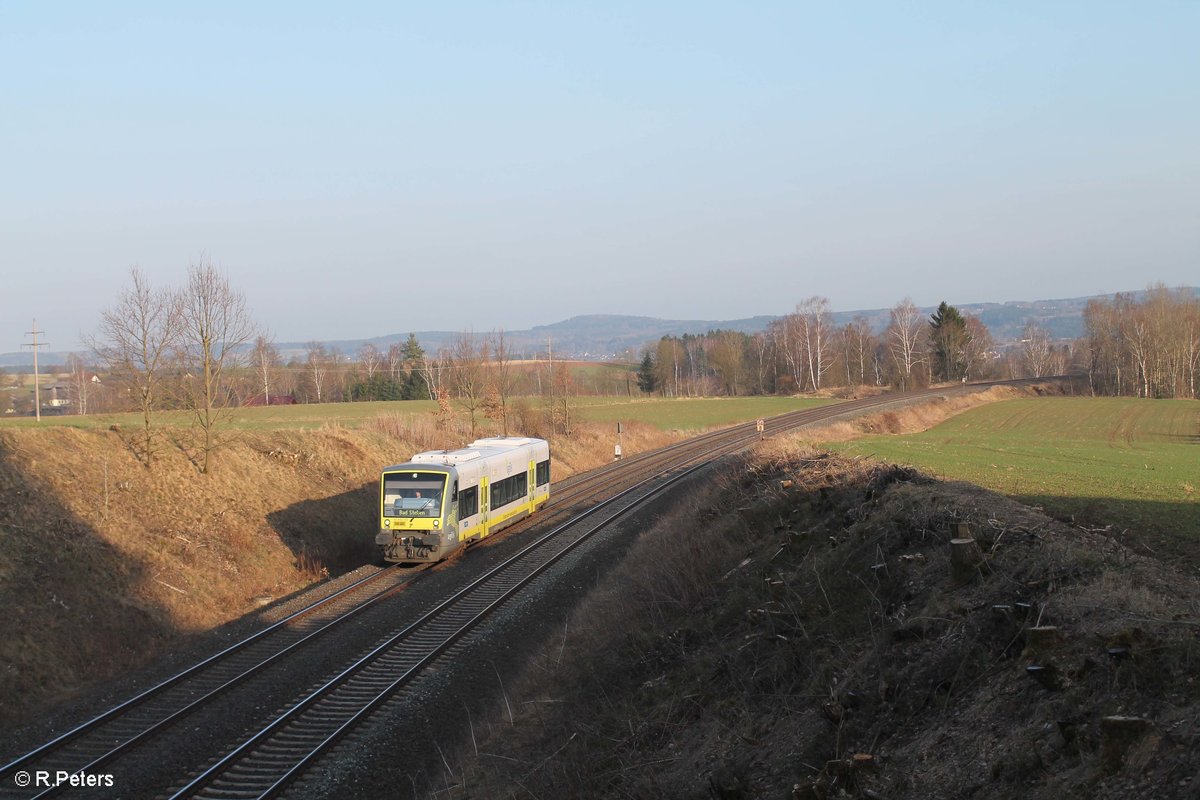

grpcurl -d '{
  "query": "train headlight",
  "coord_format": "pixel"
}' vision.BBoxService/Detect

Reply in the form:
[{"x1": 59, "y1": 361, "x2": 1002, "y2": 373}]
[
  {"x1": 432, "y1": 519, "x2": 440, "y2": 528},
  {"x1": 383, "y1": 519, "x2": 391, "y2": 529}
]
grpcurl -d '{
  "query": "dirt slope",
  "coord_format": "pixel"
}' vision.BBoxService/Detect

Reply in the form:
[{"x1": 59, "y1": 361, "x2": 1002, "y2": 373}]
[{"x1": 435, "y1": 440, "x2": 1200, "y2": 799}]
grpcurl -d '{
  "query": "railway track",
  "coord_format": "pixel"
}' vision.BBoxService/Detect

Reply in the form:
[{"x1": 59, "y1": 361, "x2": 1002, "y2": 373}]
[
  {"x1": 0, "y1": 380, "x2": 1046, "y2": 798},
  {"x1": 171, "y1": 455, "x2": 739, "y2": 799}
]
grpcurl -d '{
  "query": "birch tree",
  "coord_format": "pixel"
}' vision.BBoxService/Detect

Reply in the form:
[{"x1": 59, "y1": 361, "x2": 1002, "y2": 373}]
[
  {"x1": 358, "y1": 343, "x2": 382, "y2": 382},
  {"x1": 796, "y1": 296, "x2": 833, "y2": 391},
  {"x1": 840, "y1": 316, "x2": 873, "y2": 387},
  {"x1": 887, "y1": 298, "x2": 924, "y2": 390},
  {"x1": 1020, "y1": 322, "x2": 1054, "y2": 378},
  {"x1": 252, "y1": 334, "x2": 281, "y2": 404},
  {"x1": 66, "y1": 353, "x2": 92, "y2": 416},
  {"x1": 305, "y1": 342, "x2": 331, "y2": 403}
]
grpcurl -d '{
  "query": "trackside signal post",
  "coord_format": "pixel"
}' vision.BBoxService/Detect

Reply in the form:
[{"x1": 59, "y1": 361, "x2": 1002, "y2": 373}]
[
  {"x1": 756, "y1": 418, "x2": 764, "y2": 440},
  {"x1": 615, "y1": 421, "x2": 623, "y2": 461}
]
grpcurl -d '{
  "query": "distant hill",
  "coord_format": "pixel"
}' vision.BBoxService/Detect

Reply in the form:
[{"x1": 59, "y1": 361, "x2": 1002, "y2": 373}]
[
  {"x1": 3, "y1": 289, "x2": 1195, "y2": 367},
  {"x1": 308, "y1": 314, "x2": 780, "y2": 362},
  {"x1": 281, "y1": 288, "x2": 1199, "y2": 360}
]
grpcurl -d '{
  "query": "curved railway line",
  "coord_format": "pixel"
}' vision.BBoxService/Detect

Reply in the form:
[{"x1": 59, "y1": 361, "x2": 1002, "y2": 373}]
[{"x1": 0, "y1": 380, "x2": 1053, "y2": 799}]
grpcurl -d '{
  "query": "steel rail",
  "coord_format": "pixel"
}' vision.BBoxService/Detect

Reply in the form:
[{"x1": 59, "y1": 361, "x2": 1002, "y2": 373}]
[
  {"x1": 0, "y1": 566, "x2": 432, "y2": 796},
  {"x1": 14, "y1": 566, "x2": 441, "y2": 800}
]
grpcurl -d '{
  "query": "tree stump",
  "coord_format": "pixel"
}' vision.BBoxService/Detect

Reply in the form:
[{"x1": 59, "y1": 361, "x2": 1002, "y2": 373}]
[
  {"x1": 851, "y1": 753, "x2": 877, "y2": 771},
  {"x1": 1101, "y1": 716, "x2": 1152, "y2": 770},
  {"x1": 949, "y1": 538, "x2": 983, "y2": 582},
  {"x1": 1024, "y1": 625, "x2": 1064, "y2": 657}
]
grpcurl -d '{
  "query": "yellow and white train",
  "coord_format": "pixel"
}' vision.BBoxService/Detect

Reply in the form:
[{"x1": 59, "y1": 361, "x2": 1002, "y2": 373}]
[{"x1": 375, "y1": 436, "x2": 551, "y2": 563}]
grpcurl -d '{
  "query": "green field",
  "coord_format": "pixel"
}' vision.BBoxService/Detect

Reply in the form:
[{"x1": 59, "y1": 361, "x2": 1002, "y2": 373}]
[
  {"x1": 0, "y1": 395, "x2": 834, "y2": 433},
  {"x1": 833, "y1": 397, "x2": 1199, "y2": 542}
]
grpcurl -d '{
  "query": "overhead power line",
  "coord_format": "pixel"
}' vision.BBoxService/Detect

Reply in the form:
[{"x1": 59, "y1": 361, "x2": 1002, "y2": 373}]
[{"x1": 22, "y1": 319, "x2": 48, "y2": 422}]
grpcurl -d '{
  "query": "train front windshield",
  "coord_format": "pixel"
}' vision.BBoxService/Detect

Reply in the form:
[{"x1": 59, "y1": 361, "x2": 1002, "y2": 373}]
[{"x1": 383, "y1": 472, "x2": 446, "y2": 518}]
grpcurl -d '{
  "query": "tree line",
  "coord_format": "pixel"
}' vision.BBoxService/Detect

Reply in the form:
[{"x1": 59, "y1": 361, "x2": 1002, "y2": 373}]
[
  {"x1": 635, "y1": 296, "x2": 1004, "y2": 397},
  {"x1": 1081, "y1": 285, "x2": 1199, "y2": 398},
  {"x1": 16, "y1": 269, "x2": 1194, "y2": 475},
  {"x1": 632, "y1": 288, "x2": 1198, "y2": 400}
]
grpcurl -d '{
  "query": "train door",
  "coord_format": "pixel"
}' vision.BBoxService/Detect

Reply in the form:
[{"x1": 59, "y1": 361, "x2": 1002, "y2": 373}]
[
  {"x1": 480, "y1": 477, "x2": 489, "y2": 536},
  {"x1": 528, "y1": 462, "x2": 534, "y2": 501}
]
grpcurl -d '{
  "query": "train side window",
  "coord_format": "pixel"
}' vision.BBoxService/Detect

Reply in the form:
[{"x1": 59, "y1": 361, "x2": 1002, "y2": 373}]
[
  {"x1": 490, "y1": 473, "x2": 528, "y2": 508},
  {"x1": 458, "y1": 486, "x2": 478, "y2": 518},
  {"x1": 536, "y1": 459, "x2": 550, "y2": 487},
  {"x1": 451, "y1": 480, "x2": 458, "y2": 502}
]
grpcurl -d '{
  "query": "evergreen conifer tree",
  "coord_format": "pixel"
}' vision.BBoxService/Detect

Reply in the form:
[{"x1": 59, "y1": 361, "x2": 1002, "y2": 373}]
[
  {"x1": 636, "y1": 350, "x2": 657, "y2": 394},
  {"x1": 929, "y1": 301, "x2": 970, "y2": 381}
]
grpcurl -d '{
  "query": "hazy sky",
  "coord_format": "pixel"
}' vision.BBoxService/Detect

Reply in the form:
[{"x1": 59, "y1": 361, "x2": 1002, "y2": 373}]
[{"x1": 2, "y1": 2, "x2": 1197, "y2": 355}]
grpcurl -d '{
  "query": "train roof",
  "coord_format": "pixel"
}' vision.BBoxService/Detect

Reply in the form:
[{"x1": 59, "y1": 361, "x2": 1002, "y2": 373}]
[
  {"x1": 404, "y1": 436, "x2": 548, "y2": 468},
  {"x1": 468, "y1": 436, "x2": 544, "y2": 448},
  {"x1": 411, "y1": 449, "x2": 483, "y2": 464}
]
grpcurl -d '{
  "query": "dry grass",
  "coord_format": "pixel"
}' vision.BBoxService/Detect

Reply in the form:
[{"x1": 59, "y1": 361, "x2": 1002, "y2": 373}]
[{"x1": 799, "y1": 386, "x2": 1027, "y2": 442}]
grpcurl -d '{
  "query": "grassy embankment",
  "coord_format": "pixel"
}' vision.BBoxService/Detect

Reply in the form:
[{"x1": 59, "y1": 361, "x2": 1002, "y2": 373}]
[
  {"x1": 0, "y1": 395, "x2": 824, "y2": 729},
  {"x1": 827, "y1": 396, "x2": 1199, "y2": 552}
]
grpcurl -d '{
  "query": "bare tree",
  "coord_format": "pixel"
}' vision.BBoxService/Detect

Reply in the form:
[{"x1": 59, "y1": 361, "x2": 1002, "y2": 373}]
[
  {"x1": 708, "y1": 330, "x2": 747, "y2": 395},
  {"x1": 252, "y1": 334, "x2": 281, "y2": 404},
  {"x1": 1080, "y1": 285, "x2": 1200, "y2": 398},
  {"x1": 328, "y1": 348, "x2": 350, "y2": 402},
  {"x1": 446, "y1": 334, "x2": 488, "y2": 437},
  {"x1": 887, "y1": 298, "x2": 925, "y2": 390},
  {"x1": 487, "y1": 330, "x2": 514, "y2": 435},
  {"x1": 1083, "y1": 297, "x2": 1126, "y2": 395},
  {"x1": 87, "y1": 266, "x2": 182, "y2": 468},
  {"x1": 962, "y1": 316, "x2": 994, "y2": 380},
  {"x1": 796, "y1": 296, "x2": 833, "y2": 392},
  {"x1": 177, "y1": 259, "x2": 257, "y2": 474},
  {"x1": 386, "y1": 341, "x2": 405, "y2": 382},
  {"x1": 305, "y1": 342, "x2": 331, "y2": 403},
  {"x1": 358, "y1": 343, "x2": 382, "y2": 382},
  {"x1": 419, "y1": 348, "x2": 446, "y2": 402},
  {"x1": 66, "y1": 353, "x2": 92, "y2": 415},
  {"x1": 1184, "y1": 300, "x2": 1200, "y2": 399},
  {"x1": 840, "y1": 316, "x2": 873, "y2": 387},
  {"x1": 769, "y1": 315, "x2": 804, "y2": 393},
  {"x1": 547, "y1": 360, "x2": 576, "y2": 435},
  {"x1": 1020, "y1": 322, "x2": 1054, "y2": 378},
  {"x1": 750, "y1": 332, "x2": 773, "y2": 395}
]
